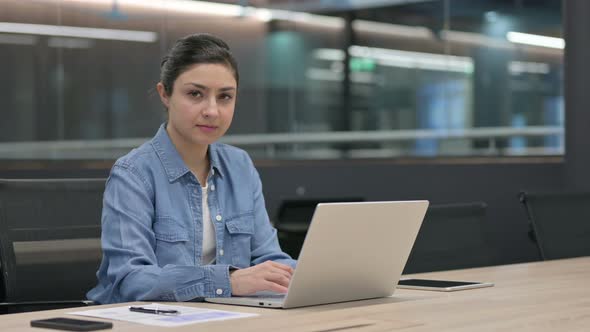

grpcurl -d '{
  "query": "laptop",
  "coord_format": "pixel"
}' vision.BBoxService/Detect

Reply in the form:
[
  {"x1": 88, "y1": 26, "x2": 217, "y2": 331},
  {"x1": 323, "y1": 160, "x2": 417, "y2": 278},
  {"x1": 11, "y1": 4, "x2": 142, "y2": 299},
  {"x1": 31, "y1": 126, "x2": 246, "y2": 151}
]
[{"x1": 205, "y1": 200, "x2": 429, "y2": 309}]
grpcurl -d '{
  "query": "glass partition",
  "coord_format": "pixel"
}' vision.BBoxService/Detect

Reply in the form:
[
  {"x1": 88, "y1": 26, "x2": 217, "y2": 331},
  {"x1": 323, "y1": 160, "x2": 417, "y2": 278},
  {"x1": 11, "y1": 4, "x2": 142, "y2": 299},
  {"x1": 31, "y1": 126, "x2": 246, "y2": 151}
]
[{"x1": 0, "y1": 0, "x2": 563, "y2": 161}]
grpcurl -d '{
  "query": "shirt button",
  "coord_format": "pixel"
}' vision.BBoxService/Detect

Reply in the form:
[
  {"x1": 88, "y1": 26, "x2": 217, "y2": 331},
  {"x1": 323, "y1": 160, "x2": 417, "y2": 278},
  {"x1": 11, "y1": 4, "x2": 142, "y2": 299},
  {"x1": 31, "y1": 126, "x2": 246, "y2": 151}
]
[
  {"x1": 219, "y1": 249, "x2": 224, "y2": 256},
  {"x1": 215, "y1": 215, "x2": 222, "y2": 222},
  {"x1": 211, "y1": 184, "x2": 216, "y2": 191},
  {"x1": 216, "y1": 289, "x2": 223, "y2": 295}
]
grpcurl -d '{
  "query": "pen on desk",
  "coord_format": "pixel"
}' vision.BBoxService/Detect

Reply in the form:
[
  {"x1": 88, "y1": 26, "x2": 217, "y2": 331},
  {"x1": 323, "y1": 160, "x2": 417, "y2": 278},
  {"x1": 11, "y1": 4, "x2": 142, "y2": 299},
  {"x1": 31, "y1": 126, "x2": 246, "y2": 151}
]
[{"x1": 129, "y1": 306, "x2": 180, "y2": 315}]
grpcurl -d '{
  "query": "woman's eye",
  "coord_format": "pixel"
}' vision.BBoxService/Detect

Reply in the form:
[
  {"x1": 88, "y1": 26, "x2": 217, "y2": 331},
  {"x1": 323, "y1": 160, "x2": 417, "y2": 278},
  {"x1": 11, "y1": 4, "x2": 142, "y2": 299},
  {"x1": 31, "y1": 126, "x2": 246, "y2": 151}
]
[
  {"x1": 188, "y1": 91, "x2": 202, "y2": 98},
  {"x1": 219, "y1": 94, "x2": 233, "y2": 101}
]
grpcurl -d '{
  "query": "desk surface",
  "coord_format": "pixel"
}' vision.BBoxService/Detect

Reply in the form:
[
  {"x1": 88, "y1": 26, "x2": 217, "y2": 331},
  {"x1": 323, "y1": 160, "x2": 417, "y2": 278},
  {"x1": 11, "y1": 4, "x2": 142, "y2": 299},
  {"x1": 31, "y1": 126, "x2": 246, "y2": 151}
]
[{"x1": 2, "y1": 257, "x2": 589, "y2": 331}]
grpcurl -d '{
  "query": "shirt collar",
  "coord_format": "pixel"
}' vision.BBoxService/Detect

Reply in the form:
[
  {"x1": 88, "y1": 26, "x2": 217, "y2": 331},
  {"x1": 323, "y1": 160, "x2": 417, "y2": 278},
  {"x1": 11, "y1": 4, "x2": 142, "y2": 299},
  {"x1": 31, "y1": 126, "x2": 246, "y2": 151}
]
[
  {"x1": 151, "y1": 123, "x2": 224, "y2": 182},
  {"x1": 207, "y1": 143, "x2": 225, "y2": 179}
]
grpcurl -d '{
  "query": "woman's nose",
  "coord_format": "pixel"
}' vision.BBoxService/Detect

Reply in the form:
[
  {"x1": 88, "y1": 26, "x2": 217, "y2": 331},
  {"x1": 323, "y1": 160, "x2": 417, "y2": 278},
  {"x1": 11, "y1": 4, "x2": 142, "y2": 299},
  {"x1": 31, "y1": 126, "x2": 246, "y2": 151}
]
[{"x1": 202, "y1": 97, "x2": 219, "y2": 118}]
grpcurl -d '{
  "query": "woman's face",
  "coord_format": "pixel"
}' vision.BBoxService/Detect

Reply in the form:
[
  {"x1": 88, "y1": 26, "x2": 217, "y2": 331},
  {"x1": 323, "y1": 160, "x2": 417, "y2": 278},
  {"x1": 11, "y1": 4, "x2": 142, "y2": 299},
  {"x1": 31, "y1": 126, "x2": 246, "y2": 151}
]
[{"x1": 158, "y1": 63, "x2": 237, "y2": 148}]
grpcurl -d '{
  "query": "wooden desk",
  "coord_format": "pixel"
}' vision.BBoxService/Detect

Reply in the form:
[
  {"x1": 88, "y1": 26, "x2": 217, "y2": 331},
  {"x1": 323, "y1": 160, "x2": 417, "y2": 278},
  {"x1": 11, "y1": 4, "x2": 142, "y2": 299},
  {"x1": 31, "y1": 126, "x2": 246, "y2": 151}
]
[{"x1": 2, "y1": 257, "x2": 589, "y2": 331}]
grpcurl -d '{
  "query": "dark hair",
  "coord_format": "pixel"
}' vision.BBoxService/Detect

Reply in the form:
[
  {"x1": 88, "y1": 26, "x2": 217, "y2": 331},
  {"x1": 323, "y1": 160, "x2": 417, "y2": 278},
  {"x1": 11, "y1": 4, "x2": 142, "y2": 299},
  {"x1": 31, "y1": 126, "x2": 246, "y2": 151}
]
[{"x1": 160, "y1": 33, "x2": 239, "y2": 96}]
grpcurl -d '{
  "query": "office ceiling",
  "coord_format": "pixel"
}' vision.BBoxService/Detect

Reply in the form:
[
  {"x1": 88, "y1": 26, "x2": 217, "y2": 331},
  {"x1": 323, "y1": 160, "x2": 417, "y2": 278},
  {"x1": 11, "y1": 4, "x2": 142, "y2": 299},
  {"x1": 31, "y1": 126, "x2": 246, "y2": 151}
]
[
  {"x1": 208, "y1": 0, "x2": 436, "y2": 12},
  {"x1": 206, "y1": 0, "x2": 561, "y2": 13},
  {"x1": 206, "y1": 0, "x2": 562, "y2": 35}
]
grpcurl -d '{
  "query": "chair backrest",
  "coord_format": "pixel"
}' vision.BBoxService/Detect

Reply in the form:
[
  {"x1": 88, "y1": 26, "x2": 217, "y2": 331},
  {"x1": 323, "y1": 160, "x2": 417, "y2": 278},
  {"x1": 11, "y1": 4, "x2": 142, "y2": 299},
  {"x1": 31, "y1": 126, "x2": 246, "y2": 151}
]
[
  {"x1": 403, "y1": 201, "x2": 495, "y2": 274},
  {"x1": 0, "y1": 178, "x2": 105, "y2": 303},
  {"x1": 519, "y1": 191, "x2": 590, "y2": 260},
  {"x1": 275, "y1": 197, "x2": 364, "y2": 258}
]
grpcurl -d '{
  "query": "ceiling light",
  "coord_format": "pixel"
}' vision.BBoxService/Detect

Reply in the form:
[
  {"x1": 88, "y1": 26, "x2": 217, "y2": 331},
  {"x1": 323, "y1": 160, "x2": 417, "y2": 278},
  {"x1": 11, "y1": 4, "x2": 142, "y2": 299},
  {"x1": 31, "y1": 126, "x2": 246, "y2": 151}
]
[
  {"x1": 0, "y1": 22, "x2": 157, "y2": 42},
  {"x1": 506, "y1": 31, "x2": 565, "y2": 49},
  {"x1": 353, "y1": 20, "x2": 432, "y2": 39}
]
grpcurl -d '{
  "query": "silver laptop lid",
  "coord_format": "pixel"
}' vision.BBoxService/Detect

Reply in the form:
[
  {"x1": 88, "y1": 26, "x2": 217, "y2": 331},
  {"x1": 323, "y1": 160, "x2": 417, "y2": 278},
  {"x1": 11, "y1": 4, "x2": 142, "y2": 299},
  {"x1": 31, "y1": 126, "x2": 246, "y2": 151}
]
[{"x1": 282, "y1": 200, "x2": 428, "y2": 308}]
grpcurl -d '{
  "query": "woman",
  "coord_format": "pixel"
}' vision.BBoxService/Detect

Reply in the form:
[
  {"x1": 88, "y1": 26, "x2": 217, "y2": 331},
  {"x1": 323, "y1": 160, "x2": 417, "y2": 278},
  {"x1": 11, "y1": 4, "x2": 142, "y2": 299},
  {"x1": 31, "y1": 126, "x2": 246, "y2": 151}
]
[{"x1": 87, "y1": 33, "x2": 296, "y2": 304}]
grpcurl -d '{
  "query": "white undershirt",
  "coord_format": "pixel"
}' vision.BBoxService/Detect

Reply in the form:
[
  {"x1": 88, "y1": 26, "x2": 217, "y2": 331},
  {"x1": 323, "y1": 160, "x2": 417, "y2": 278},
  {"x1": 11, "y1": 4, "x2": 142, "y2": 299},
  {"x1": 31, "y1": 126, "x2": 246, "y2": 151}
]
[{"x1": 201, "y1": 184, "x2": 216, "y2": 264}]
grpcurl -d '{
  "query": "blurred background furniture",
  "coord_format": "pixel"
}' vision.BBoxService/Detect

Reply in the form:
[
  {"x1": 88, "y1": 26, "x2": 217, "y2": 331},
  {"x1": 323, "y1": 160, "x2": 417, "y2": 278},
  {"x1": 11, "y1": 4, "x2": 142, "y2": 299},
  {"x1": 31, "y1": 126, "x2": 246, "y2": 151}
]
[
  {"x1": 403, "y1": 201, "x2": 496, "y2": 274},
  {"x1": 520, "y1": 191, "x2": 590, "y2": 260},
  {"x1": 0, "y1": 178, "x2": 105, "y2": 313}
]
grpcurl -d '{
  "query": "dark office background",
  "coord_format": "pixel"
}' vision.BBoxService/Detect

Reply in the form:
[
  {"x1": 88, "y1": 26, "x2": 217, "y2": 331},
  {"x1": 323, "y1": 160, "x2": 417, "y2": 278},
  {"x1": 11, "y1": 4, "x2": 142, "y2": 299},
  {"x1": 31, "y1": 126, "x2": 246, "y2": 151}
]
[{"x1": 1, "y1": 0, "x2": 588, "y2": 266}]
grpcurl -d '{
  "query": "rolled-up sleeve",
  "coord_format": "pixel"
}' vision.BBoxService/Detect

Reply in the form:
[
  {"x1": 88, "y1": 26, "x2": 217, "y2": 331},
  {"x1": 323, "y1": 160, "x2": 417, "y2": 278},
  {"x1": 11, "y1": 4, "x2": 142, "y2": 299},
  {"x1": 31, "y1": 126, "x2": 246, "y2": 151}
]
[{"x1": 87, "y1": 165, "x2": 232, "y2": 304}]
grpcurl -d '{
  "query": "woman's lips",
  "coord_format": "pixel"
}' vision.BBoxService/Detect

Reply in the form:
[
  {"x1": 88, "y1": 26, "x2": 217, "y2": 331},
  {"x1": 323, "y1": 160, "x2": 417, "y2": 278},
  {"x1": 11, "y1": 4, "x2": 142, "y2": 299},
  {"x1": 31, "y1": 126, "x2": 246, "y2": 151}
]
[{"x1": 196, "y1": 125, "x2": 217, "y2": 133}]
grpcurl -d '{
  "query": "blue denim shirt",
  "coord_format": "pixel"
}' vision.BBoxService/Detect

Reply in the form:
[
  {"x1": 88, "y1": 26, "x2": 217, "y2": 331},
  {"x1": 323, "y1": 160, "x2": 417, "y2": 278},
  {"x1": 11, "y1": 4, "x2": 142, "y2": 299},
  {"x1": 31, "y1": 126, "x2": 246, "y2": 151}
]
[{"x1": 87, "y1": 123, "x2": 295, "y2": 304}]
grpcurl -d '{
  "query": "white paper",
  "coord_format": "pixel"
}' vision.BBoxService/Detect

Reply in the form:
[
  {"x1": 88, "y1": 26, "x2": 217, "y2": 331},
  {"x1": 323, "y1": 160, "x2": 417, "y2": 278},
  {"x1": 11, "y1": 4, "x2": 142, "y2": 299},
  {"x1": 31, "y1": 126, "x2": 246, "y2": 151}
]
[{"x1": 69, "y1": 303, "x2": 258, "y2": 327}]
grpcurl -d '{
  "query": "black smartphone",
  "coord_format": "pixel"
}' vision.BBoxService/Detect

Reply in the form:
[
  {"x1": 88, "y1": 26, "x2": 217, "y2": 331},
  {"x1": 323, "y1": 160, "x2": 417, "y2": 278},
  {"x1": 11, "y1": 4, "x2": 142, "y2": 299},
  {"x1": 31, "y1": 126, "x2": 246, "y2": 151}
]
[
  {"x1": 30, "y1": 317, "x2": 113, "y2": 331},
  {"x1": 397, "y1": 278, "x2": 494, "y2": 291}
]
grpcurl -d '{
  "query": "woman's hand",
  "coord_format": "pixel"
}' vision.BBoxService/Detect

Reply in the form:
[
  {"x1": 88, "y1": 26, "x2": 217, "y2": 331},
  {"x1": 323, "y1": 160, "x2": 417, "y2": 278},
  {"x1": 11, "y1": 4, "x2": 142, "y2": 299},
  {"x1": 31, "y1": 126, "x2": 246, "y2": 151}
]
[{"x1": 229, "y1": 261, "x2": 294, "y2": 296}]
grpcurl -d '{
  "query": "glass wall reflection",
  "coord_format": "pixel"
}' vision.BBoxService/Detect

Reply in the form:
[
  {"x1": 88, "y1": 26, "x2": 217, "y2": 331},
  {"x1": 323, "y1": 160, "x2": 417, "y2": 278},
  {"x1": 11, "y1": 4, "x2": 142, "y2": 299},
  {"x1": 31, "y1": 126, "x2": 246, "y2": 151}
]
[{"x1": 0, "y1": 0, "x2": 563, "y2": 160}]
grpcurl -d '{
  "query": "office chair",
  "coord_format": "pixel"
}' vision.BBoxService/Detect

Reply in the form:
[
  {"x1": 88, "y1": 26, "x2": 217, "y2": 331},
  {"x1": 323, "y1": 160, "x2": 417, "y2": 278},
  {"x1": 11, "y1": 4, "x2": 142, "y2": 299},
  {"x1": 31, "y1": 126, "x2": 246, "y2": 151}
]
[
  {"x1": 0, "y1": 178, "x2": 105, "y2": 314},
  {"x1": 403, "y1": 201, "x2": 495, "y2": 274},
  {"x1": 519, "y1": 191, "x2": 590, "y2": 260},
  {"x1": 274, "y1": 198, "x2": 364, "y2": 259}
]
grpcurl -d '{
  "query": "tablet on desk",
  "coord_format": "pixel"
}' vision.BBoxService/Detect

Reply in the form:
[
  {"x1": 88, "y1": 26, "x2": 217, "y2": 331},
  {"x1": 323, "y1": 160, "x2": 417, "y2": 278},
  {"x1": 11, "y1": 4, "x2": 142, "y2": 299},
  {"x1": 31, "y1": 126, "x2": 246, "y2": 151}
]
[{"x1": 397, "y1": 279, "x2": 494, "y2": 291}]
